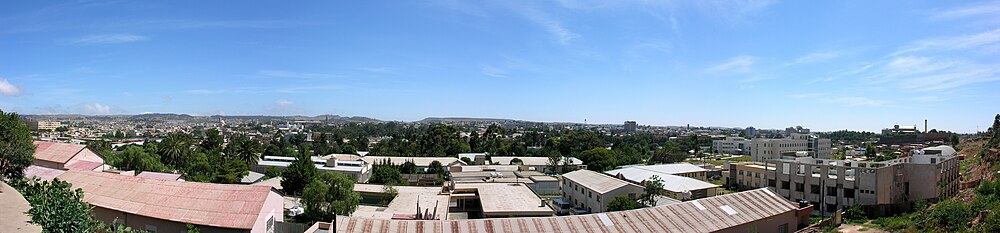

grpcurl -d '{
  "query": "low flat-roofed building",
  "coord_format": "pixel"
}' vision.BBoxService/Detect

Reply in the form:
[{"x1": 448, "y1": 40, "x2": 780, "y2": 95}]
[
  {"x1": 562, "y1": 170, "x2": 644, "y2": 213},
  {"x1": 606, "y1": 163, "x2": 709, "y2": 180},
  {"x1": 453, "y1": 183, "x2": 555, "y2": 218},
  {"x1": 0, "y1": 181, "x2": 43, "y2": 233},
  {"x1": 57, "y1": 170, "x2": 284, "y2": 233},
  {"x1": 309, "y1": 188, "x2": 813, "y2": 233},
  {"x1": 362, "y1": 156, "x2": 466, "y2": 171},
  {"x1": 490, "y1": 156, "x2": 586, "y2": 173},
  {"x1": 254, "y1": 154, "x2": 372, "y2": 182},
  {"x1": 31, "y1": 141, "x2": 105, "y2": 171},
  {"x1": 605, "y1": 163, "x2": 720, "y2": 200},
  {"x1": 352, "y1": 184, "x2": 450, "y2": 220}
]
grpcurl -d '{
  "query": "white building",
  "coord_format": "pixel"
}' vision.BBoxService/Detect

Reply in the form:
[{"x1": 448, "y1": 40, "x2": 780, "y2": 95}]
[
  {"x1": 712, "y1": 136, "x2": 749, "y2": 155},
  {"x1": 605, "y1": 163, "x2": 720, "y2": 200},
  {"x1": 744, "y1": 134, "x2": 832, "y2": 162},
  {"x1": 561, "y1": 170, "x2": 644, "y2": 213}
]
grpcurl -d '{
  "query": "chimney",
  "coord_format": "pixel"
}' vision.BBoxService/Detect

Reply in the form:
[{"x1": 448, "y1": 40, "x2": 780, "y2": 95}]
[{"x1": 925, "y1": 119, "x2": 928, "y2": 133}]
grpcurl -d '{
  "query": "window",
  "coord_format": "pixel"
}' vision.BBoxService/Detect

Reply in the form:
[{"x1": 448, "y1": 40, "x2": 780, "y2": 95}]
[
  {"x1": 778, "y1": 223, "x2": 788, "y2": 233},
  {"x1": 795, "y1": 183, "x2": 804, "y2": 192},
  {"x1": 768, "y1": 179, "x2": 776, "y2": 187},
  {"x1": 827, "y1": 187, "x2": 837, "y2": 196},
  {"x1": 811, "y1": 185, "x2": 820, "y2": 194},
  {"x1": 739, "y1": 170, "x2": 744, "y2": 175},
  {"x1": 781, "y1": 181, "x2": 790, "y2": 189},
  {"x1": 844, "y1": 188, "x2": 855, "y2": 198}
]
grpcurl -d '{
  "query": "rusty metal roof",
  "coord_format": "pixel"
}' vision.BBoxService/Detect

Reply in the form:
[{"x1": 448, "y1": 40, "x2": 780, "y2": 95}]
[
  {"x1": 32, "y1": 141, "x2": 86, "y2": 164},
  {"x1": 332, "y1": 188, "x2": 801, "y2": 233},
  {"x1": 56, "y1": 170, "x2": 274, "y2": 230}
]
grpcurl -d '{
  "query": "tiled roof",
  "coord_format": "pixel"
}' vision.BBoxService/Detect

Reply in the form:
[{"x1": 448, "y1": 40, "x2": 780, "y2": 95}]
[
  {"x1": 332, "y1": 188, "x2": 803, "y2": 233},
  {"x1": 57, "y1": 170, "x2": 274, "y2": 230},
  {"x1": 562, "y1": 170, "x2": 641, "y2": 194},
  {"x1": 32, "y1": 141, "x2": 86, "y2": 164}
]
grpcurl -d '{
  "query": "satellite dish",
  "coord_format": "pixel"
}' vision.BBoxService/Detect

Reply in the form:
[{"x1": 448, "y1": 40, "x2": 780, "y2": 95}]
[{"x1": 681, "y1": 190, "x2": 692, "y2": 201}]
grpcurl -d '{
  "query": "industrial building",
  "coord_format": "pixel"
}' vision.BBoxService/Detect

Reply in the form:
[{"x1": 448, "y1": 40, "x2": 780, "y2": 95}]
[{"x1": 308, "y1": 188, "x2": 813, "y2": 233}]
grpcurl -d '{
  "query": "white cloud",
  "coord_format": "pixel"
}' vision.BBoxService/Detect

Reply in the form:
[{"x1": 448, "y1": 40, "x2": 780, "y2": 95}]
[
  {"x1": 0, "y1": 78, "x2": 24, "y2": 96},
  {"x1": 359, "y1": 67, "x2": 397, "y2": 74},
  {"x1": 694, "y1": 0, "x2": 778, "y2": 25},
  {"x1": 264, "y1": 99, "x2": 304, "y2": 115},
  {"x1": 81, "y1": 103, "x2": 112, "y2": 115},
  {"x1": 70, "y1": 34, "x2": 147, "y2": 45},
  {"x1": 259, "y1": 70, "x2": 339, "y2": 79},
  {"x1": 931, "y1": 1, "x2": 1000, "y2": 20},
  {"x1": 896, "y1": 28, "x2": 1000, "y2": 55},
  {"x1": 707, "y1": 56, "x2": 756, "y2": 73},
  {"x1": 786, "y1": 51, "x2": 842, "y2": 66},
  {"x1": 481, "y1": 65, "x2": 508, "y2": 78}
]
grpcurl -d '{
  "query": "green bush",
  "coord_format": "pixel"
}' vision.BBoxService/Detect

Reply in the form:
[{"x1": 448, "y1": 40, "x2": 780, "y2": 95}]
[
  {"x1": 872, "y1": 216, "x2": 914, "y2": 232},
  {"x1": 11, "y1": 178, "x2": 99, "y2": 232}
]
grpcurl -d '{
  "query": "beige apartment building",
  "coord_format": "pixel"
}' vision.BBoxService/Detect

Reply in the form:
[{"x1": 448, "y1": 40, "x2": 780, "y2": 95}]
[{"x1": 725, "y1": 162, "x2": 774, "y2": 191}]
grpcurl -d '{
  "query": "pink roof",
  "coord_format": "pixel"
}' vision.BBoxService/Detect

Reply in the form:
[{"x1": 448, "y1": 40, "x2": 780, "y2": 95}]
[
  {"x1": 23, "y1": 165, "x2": 66, "y2": 181},
  {"x1": 134, "y1": 171, "x2": 183, "y2": 181},
  {"x1": 32, "y1": 141, "x2": 86, "y2": 164},
  {"x1": 64, "y1": 160, "x2": 103, "y2": 171},
  {"x1": 57, "y1": 170, "x2": 275, "y2": 230}
]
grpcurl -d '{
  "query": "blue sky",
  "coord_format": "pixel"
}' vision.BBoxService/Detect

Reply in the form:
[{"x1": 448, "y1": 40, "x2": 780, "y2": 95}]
[{"x1": 1, "y1": 1, "x2": 998, "y2": 133}]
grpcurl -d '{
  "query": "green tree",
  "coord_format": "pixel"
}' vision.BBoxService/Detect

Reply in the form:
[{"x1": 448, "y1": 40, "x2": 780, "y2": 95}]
[
  {"x1": 158, "y1": 132, "x2": 192, "y2": 168},
  {"x1": 399, "y1": 160, "x2": 417, "y2": 174},
  {"x1": 606, "y1": 196, "x2": 640, "y2": 212},
  {"x1": 0, "y1": 110, "x2": 35, "y2": 180},
  {"x1": 186, "y1": 224, "x2": 201, "y2": 233},
  {"x1": 639, "y1": 175, "x2": 664, "y2": 206},
  {"x1": 12, "y1": 178, "x2": 99, "y2": 232},
  {"x1": 301, "y1": 172, "x2": 361, "y2": 221},
  {"x1": 652, "y1": 144, "x2": 687, "y2": 164},
  {"x1": 928, "y1": 199, "x2": 973, "y2": 232},
  {"x1": 509, "y1": 158, "x2": 523, "y2": 165},
  {"x1": 110, "y1": 146, "x2": 169, "y2": 173},
  {"x1": 370, "y1": 160, "x2": 406, "y2": 185},
  {"x1": 578, "y1": 147, "x2": 616, "y2": 171},
  {"x1": 226, "y1": 134, "x2": 262, "y2": 166},
  {"x1": 557, "y1": 130, "x2": 604, "y2": 157},
  {"x1": 281, "y1": 146, "x2": 319, "y2": 195},
  {"x1": 200, "y1": 128, "x2": 224, "y2": 151},
  {"x1": 264, "y1": 167, "x2": 283, "y2": 179},
  {"x1": 426, "y1": 160, "x2": 444, "y2": 175}
]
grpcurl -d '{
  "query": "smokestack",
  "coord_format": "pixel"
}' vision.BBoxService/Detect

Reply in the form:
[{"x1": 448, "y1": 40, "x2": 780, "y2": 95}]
[{"x1": 925, "y1": 119, "x2": 928, "y2": 133}]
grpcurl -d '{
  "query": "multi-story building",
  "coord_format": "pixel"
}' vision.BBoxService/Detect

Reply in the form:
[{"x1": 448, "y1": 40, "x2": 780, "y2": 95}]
[
  {"x1": 255, "y1": 154, "x2": 373, "y2": 182},
  {"x1": 713, "y1": 136, "x2": 749, "y2": 155},
  {"x1": 624, "y1": 121, "x2": 637, "y2": 134},
  {"x1": 725, "y1": 162, "x2": 774, "y2": 191},
  {"x1": 766, "y1": 146, "x2": 959, "y2": 214},
  {"x1": 561, "y1": 170, "x2": 644, "y2": 213},
  {"x1": 605, "y1": 163, "x2": 720, "y2": 200},
  {"x1": 26, "y1": 120, "x2": 62, "y2": 131},
  {"x1": 745, "y1": 134, "x2": 831, "y2": 162}
]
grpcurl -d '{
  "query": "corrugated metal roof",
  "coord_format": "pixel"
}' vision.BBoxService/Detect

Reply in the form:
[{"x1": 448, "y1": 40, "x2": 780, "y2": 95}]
[
  {"x1": 135, "y1": 171, "x2": 183, "y2": 181},
  {"x1": 32, "y1": 141, "x2": 86, "y2": 164},
  {"x1": 56, "y1": 170, "x2": 274, "y2": 230},
  {"x1": 562, "y1": 170, "x2": 641, "y2": 194},
  {"x1": 332, "y1": 188, "x2": 801, "y2": 233},
  {"x1": 23, "y1": 165, "x2": 66, "y2": 181},
  {"x1": 64, "y1": 160, "x2": 103, "y2": 171},
  {"x1": 604, "y1": 169, "x2": 719, "y2": 192}
]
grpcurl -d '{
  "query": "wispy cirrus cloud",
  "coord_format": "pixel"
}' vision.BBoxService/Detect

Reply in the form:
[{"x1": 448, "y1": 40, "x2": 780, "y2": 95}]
[
  {"x1": 359, "y1": 67, "x2": 397, "y2": 74},
  {"x1": 480, "y1": 65, "x2": 508, "y2": 78},
  {"x1": 706, "y1": 56, "x2": 756, "y2": 74},
  {"x1": 259, "y1": 70, "x2": 340, "y2": 79},
  {"x1": 895, "y1": 28, "x2": 1000, "y2": 55},
  {"x1": 785, "y1": 51, "x2": 843, "y2": 66},
  {"x1": 68, "y1": 34, "x2": 147, "y2": 45},
  {"x1": 930, "y1": 1, "x2": 1000, "y2": 20}
]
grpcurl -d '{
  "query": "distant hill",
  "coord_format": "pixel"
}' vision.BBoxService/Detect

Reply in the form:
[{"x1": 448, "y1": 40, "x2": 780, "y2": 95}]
[{"x1": 418, "y1": 117, "x2": 524, "y2": 124}]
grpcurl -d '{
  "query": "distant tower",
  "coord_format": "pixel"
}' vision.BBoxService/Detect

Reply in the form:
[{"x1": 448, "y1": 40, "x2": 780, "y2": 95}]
[
  {"x1": 624, "y1": 121, "x2": 637, "y2": 134},
  {"x1": 925, "y1": 119, "x2": 928, "y2": 133}
]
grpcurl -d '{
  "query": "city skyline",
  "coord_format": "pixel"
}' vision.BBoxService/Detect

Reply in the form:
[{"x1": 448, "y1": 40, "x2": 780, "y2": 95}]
[{"x1": 1, "y1": 1, "x2": 999, "y2": 133}]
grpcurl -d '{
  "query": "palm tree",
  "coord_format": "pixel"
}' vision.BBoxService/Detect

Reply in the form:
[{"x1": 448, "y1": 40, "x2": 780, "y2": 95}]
[
  {"x1": 227, "y1": 135, "x2": 262, "y2": 166},
  {"x1": 158, "y1": 132, "x2": 191, "y2": 168}
]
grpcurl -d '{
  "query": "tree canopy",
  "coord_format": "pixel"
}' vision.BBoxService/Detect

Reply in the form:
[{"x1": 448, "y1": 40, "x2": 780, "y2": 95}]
[
  {"x1": 301, "y1": 172, "x2": 361, "y2": 221},
  {"x1": 0, "y1": 110, "x2": 35, "y2": 180}
]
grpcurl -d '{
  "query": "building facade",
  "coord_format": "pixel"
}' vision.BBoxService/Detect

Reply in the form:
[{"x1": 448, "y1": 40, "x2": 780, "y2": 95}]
[
  {"x1": 767, "y1": 151, "x2": 959, "y2": 214},
  {"x1": 713, "y1": 137, "x2": 749, "y2": 155},
  {"x1": 624, "y1": 121, "x2": 637, "y2": 134},
  {"x1": 745, "y1": 134, "x2": 832, "y2": 162},
  {"x1": 725, "y1": 162, "x2": 774, "y2": 191},
  {"x1": 26, "y1": 120, "x2": 62, "y2": 131},
  {"x1": 561, "y1": 170, "x2": 644, "y2": 213}
]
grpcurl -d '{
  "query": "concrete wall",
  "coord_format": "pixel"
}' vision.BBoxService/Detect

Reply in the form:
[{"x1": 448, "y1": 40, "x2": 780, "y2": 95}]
[
  {"x1": 251, "y1": 191, "x2": 284, "y2": 233},
  {"x1": 716, "y1": 209, "x2": 800, "y2": 233},
  {"x1": 562, "y1": 177, "x2": 643, "y2": 213}
]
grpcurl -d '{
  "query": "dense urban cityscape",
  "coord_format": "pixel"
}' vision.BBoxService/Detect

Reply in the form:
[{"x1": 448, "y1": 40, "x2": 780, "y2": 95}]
[{"x1": 3, "y1": 1, "x2": 1000, "y2": 233}]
